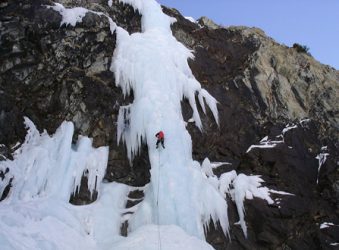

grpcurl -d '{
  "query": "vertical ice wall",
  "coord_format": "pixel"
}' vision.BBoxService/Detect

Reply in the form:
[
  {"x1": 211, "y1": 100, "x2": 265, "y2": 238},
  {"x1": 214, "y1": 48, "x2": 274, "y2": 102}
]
[{"x1": 111, "y1": 0, "x2": 228, "y2": 239}]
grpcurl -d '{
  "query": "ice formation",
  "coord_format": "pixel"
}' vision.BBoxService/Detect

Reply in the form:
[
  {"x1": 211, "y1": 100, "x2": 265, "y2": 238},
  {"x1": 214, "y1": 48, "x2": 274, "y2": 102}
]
[
  {"x1": 316, "y1": 149, "x2": 329, "y2": 184},
  {"x1": 0, "y1": 118, "x2": 131, "y2": 249},
  {"x1": 246, "y1": 120, "x2": 307, "y2": 154},
  {"x1": 111, "y1": 0, "x2": 228, "y2": 240},
  {"x1": 0, "y1": 117, "x2": 108, "y2": 202}
]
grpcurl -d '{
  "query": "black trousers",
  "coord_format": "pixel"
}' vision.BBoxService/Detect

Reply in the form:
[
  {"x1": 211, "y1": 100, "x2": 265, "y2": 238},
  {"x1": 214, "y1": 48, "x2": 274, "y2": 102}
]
[{"x1": 156, "y1": 138, "x2": 165, "y2": 148}]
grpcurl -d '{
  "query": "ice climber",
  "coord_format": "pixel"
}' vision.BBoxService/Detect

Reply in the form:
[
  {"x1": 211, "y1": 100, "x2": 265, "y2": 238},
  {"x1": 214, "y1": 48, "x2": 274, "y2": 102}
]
[{"x1": 155, "y1": 131, "x2": 165, "y2": 149}]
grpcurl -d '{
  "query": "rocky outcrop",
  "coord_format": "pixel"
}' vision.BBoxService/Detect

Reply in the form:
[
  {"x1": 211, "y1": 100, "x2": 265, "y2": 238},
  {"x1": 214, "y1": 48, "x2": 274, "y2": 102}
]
[
  {"x1": 166, "y1": 8, "x2": 339, "y2": 140},
  {"x1": 197, "y1": 16, "x2": 219, "y2": 30},
  {"x1": 0, "y1": 1, "x2": 338, "y2": 249}
]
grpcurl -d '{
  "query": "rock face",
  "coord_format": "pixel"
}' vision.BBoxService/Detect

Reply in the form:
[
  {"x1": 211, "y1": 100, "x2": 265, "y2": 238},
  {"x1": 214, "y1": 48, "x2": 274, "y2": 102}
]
[
  {"x1": 164, "y1": 8, "x2": 339, "y2": 249},
  {"x1": 0, "y1": 0, "x2": 338, "y2": 249}
]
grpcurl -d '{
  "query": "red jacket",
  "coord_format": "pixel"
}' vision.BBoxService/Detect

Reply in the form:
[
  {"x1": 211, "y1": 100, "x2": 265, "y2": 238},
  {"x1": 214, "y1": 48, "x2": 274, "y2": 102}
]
[{"x1": 156, "y1": 131, "x2": 164, "y2": 139}]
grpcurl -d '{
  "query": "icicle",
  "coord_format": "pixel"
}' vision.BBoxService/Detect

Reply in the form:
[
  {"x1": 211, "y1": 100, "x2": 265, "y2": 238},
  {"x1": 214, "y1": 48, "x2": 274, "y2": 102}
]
[
  {"x1": 199, "y1": 89, "x2": 219, "y2": 126},
  {"x1": 316, "y1": 151, "x2": 329, "y2": 184},
  {"x1": 230, "y1": 174, "x2": 274, "y2": 238},
  {"x1": 219, "y1": 170, "x2": 237, "y2": 198},
  {"x1": 201, "y1": 158, "x2": 214, "y2": 177}
]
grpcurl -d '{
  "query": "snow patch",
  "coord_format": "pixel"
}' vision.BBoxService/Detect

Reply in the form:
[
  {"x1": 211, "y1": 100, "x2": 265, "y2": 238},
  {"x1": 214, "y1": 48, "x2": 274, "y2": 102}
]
[
  {"x1": 246, "y1": 134, "x2": 284, "y2": 153},
  {"x1": 211, "y1": 161, "x2": 232, "y2": 169},
  {"x1": 48, "y1": 3, "x2": 89, "y2": 27},
  {"x1": 300, "y1": 118, "x2": 311, "y2": 126},
  {"x1": 0, "y1": 182, "x2": 129, "y2": 250},
  {"x1": 246, "y1": 120, "x2": 315, "y2": 154},
  {"x1": 316, "y1": 151, "x2": 329, "y2": 184},
  {"x1": 282, "y1": 124, "x2": 297, "y2": 134},
  {"x1": 185, "y1": 16, "x2": 196, "y2": 23},
  {"x1": 246, "y1": 143, "x2": 277, "y2": 153},
  {"x1": 48, "y1": 3, "x2": 117, "y2": 33},
  {"x1": 269, "y1": 189, "x2": 294, "y2": 196},
  {"x1": 320, "y1": 222, "x2": 337, "y2": 229}
]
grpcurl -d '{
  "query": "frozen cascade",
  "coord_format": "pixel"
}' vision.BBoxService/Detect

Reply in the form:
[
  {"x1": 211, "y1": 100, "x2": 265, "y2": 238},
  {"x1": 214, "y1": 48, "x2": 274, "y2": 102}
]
[
  {"x1": 112, "y1": 0, "x2": 228, "y2": 239},
  {"x1": 111, "y1": 0, "x2": 288, "y2": 241}
]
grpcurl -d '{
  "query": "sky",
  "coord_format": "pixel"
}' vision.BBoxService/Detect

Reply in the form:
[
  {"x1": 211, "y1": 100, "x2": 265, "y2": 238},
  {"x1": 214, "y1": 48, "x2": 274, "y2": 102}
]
[{"x1": 158, "y1": 0, "x2": 339, "y2": 69}]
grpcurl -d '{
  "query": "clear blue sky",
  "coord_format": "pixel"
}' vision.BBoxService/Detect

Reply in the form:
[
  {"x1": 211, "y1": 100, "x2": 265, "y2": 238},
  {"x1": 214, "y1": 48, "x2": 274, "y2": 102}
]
[{"x1": 158, "y1": 0, "x2": 339, "y2": 69}]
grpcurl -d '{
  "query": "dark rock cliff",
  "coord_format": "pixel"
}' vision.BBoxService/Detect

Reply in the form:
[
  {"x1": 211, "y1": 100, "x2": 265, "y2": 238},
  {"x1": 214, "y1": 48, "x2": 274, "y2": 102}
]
[{"x1": 0, "y1": 0, "x2": 338, "y2": 249}]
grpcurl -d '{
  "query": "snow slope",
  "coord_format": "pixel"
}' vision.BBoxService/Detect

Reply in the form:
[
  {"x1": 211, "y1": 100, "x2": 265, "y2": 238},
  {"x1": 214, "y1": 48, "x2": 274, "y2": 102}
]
[{"x1": 113, "y1": 225, "x2": 214, "y2": 250}]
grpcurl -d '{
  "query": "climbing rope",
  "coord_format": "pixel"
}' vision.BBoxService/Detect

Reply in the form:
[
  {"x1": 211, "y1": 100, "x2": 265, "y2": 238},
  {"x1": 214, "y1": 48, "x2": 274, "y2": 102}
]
[{"x1": 156, "y1": 149, "x2": 162, "y2": 250}]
